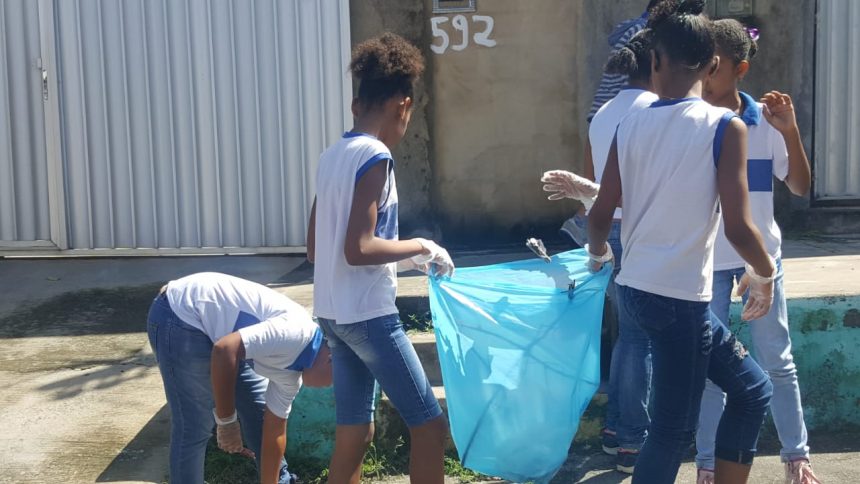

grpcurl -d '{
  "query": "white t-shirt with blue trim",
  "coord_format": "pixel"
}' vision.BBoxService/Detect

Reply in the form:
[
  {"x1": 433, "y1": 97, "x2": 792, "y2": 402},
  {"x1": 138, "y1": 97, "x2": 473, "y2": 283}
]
[
  {"x1": 614, "y1": 98, "x2": 735, "y2": 302},
  {"x1": 712, "y1": 92, "x2": 790, "y2": 270},
  {"x1": 589, "y1": 88, "x2": 659, "y2": 219},
  {"x1": 166, "y1": 272, "x2": 321, "y2": 418},
  {"x1": 313, "y1": 132, "x2": 399, "y2": 324}
]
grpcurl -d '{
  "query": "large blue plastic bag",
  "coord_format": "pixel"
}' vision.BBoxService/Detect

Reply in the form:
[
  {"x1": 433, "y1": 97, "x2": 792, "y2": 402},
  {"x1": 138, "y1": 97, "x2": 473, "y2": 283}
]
[{"x1": 429, "y1": 249, "x2": 611, "y2": 483}]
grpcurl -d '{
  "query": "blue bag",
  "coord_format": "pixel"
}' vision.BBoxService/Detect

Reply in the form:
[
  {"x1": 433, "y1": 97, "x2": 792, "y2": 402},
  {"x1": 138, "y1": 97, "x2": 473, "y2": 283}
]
[{"x1": 429, "y1": 249, "x2": 611, "y2": 483}]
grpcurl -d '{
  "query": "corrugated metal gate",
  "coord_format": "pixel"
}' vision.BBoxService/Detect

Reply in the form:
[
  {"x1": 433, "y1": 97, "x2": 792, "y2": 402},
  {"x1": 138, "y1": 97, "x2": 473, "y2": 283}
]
[
  {"x1": 1, "y1": 0, "x2": 351, "y2": 253},
  {"x1": 0, "y1": 0, "x2": 63, "y2": 250},
  {"x1": 815, "y1": 0, "x2": 860, "y2": 201}
]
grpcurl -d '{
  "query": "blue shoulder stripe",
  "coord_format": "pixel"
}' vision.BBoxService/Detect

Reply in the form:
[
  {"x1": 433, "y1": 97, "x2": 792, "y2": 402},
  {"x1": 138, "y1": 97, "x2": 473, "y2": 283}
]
[
  {"x1": 355, "y1": 153, "x2": 393, "y2": 184},
  {"x1": 713, "y1": 112, "x2": 738, "y2": 168}
]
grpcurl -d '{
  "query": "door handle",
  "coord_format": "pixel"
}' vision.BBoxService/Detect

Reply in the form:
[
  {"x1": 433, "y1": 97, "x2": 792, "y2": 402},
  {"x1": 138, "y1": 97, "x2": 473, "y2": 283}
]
[{"x1": 36, "y1": 57, "x2": 48, "y2": 101}]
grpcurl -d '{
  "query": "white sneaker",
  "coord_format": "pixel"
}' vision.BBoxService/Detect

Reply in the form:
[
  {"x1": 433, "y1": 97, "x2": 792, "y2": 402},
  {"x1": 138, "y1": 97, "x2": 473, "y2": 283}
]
[
  {"x1": 785, "y1": 459, "x2": 822, "y2": 484},
  {"x1": 697, "y1": 468, "x2": 715, "y2": 484}
]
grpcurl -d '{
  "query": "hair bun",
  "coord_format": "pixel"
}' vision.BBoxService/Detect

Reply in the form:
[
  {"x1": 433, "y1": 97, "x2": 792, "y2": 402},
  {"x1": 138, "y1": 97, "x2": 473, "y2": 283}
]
[
  {"x1": 606, "y1": 46, "x2": 637, "y2": 75},
  {"x1": 648, "y1": 0, "x2": 706, "y2": 28},
  {"x1": 350, "y1": 32, "x2": 424, "y2": 82},
  {"x1": 677, "y1": 0, "x2": 706, "y2": 16}
]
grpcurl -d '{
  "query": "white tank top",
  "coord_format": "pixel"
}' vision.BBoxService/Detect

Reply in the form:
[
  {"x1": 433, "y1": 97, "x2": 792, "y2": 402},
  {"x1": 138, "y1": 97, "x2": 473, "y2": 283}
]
[
  {"x1": 614, "y1": 98, "x2": 736, "y2": 302},
  {"x1": 312, "y1": 133, "x2": 399, "y2": 324},
  {"x1": 589, "y1": 88, "x2": 659, "y2": 219}
]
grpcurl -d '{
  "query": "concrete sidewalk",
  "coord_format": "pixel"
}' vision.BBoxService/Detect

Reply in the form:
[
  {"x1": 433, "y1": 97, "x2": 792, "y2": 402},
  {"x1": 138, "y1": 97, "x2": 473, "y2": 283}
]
[{"x1": 0, "y1": 237, "x2": 858, "y2": 483}]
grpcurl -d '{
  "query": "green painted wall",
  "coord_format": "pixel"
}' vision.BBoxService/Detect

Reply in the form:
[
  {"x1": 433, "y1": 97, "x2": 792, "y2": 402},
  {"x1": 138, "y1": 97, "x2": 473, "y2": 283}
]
[
  {"x1": 726, "y1": 296, "x2": 860, "y2": 429},
  {"x1": 287, "y1": 387, "x2": 336, "y2": 465},
  {"x1": 285, "y1": 295, "x2": 860, "y2": 462}
]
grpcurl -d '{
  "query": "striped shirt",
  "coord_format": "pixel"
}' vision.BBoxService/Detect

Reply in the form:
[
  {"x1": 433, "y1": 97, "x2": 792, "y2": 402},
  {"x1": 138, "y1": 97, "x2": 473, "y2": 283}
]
[{"x1": 586, "y1": 12, "x2": 649, "y2": 122}]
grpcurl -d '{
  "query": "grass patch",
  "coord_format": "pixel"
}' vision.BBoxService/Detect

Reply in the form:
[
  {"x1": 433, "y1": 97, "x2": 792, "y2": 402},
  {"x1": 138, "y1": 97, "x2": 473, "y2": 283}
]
[
  {"x1": 203, "y1": 437, "x2": 488, "y2": 483},
  {"x1": 204, "y1": 440, "x2": 259, "y2": 484},
  {"x1": 403, "y1": 312, "x2": 434, "y2": 333}
]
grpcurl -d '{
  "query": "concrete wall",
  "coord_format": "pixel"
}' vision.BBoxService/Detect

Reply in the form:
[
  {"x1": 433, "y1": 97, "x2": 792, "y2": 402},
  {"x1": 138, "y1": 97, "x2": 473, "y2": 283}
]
[
  {"x1": 349, "y1": 0, "x2": 818, "y2": 243},
  {"x1": 349, "y1": 0, "x2": 438, "y2": 238},
  {"x1": 429, "y1": 0, "x2": 647, "y2": 243}
]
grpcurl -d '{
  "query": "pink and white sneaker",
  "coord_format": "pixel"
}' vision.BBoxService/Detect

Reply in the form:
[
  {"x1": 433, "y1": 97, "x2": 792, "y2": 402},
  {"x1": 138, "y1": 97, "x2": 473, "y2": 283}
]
[
  {"x1": 697, "y1": 468, "x2": 715, "y2": 484},
  {"x1": 785, "y1": 459, "x2": 822, "y2": 484}
]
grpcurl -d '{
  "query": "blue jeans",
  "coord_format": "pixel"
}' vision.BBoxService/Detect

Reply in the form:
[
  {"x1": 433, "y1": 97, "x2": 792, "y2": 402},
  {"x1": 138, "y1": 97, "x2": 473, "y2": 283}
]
[
  {"x1": 147, "y1": 294, "x2": 293, "y2": 484},
  {"x1": 618, "y1": 285, "x2": 773, "y2": 484},
  {"x1": 317, "y1": 314, "x2": 442, "y2": 427},
  {"x1": 697, "y1": 259, "x2": 809, "y2": 469},
  {"x1": 573, "y1": 215, "x2": 650, "y2": 450}
]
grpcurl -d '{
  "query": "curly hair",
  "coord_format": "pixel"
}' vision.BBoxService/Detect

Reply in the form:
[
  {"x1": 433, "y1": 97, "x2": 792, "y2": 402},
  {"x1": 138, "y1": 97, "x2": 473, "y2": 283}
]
[
  {"x1": 647, "y1": 0, "x2": 715, "y2": 71},
  {"x1": 606, "y1": 29, "x2": 653, "y2": 81},
  {"x1": 349, "y1": 32, "x2": 425, "y2": 108},
  {"x1": 712, "y1": 19, "x2": 758, "y2": 65}
]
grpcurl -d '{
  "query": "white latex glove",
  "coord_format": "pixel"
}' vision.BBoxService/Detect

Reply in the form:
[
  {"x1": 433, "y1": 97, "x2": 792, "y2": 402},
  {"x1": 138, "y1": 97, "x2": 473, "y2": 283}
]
[
  {"x1": 584, "y1": 242, "x2": 614, "y2": 273},
  {"x1": 411, "y1": 238, "x2": 455, "y2": 278},
  {"x1": 541, "y1": 170, "x2": 600, "y2": 209},
  {"x1": 736, "y1": 259, "x2": 776, "y2": 321},
  {"x1": 396, "y1": 258, "x2": 422, "y2": 273},
  {"x1": 214, "y1": 411, "x2": 255, "y2": 458}
]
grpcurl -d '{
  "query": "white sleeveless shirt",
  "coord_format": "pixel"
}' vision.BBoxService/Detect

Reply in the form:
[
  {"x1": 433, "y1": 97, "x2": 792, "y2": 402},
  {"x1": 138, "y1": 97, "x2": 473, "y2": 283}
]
[
  {"x1": 589, "y1": 88, "x2": 659, "y2": 219},
  {"x1": 312, "y1": 133, "x2": 400, "y2": 324},
  {"x1": 614, "y1": 98, "x2": 736, "y2": 301}
]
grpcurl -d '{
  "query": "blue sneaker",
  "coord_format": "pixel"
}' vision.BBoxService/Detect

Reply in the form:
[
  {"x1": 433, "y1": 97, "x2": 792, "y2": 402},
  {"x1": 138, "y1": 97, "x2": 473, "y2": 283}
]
[
  {"x1": 601, "y1": 428, "x2": 619, "y2": 455},
  {"x1": 616, "y1": 448, "x2": 639, "y2": 474}
]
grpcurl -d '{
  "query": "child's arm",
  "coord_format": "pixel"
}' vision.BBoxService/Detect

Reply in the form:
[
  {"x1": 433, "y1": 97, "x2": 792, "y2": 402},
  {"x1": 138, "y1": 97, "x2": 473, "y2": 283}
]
[
  {"x1": 210, "y1": 331, "x2": 255, "y2": 458},
  {"x1": 306, "y1": 198, "x2": 316, "y2": 263},
  {"x1": 583, "y1": 137, "x2": 596, "y2": 182},
  {"x1": 586, "y1": 136, "x2": 621, "y2": 271},
  {"x1": 761, "y1": 91, "x2": 811, "y2": 196},
  {"x1": 345, "y1": 161, "x2": 426, "y2": 265},
  {"x1": 260, "y1": 409, "x2": 287, "y2": 484}
]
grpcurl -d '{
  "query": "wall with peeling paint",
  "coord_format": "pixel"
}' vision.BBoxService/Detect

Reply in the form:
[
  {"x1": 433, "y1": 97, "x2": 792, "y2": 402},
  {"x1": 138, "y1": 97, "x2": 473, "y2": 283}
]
[{"x1": 727, "y1": 296, "x2": 860, "y2": 429}]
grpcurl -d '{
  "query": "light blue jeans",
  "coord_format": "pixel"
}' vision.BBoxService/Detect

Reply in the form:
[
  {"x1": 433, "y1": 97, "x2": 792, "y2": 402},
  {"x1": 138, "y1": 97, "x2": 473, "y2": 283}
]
[
  {"x1": 574, "y1": 214, "x2": 651, "y2": 450},
  {"x1": 147, "y1": 294, "x2": 293, "y2": 484},
  {"x1": 696, "y1": 259, "x2": 810, "y2": 469}
]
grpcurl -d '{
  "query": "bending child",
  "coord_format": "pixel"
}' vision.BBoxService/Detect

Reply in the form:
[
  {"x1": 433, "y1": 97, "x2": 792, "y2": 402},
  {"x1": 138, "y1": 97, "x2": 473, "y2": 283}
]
[{"x1": 146, "y1": 272, "x2": 332, "y2": 484}]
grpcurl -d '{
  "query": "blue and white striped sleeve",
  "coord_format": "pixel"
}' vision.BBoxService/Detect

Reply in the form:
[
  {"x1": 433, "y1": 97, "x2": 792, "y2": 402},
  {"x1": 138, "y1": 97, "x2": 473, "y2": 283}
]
[{"x1": 587, "y1": 20, "x2": 647, "y2": 122}]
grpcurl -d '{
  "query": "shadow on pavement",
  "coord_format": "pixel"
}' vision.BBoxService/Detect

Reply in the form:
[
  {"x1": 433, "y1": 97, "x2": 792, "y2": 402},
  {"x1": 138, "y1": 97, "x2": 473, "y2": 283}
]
[
  {"x1": 36, "y1": 350, "x2": 156, "y2": 400},
  {"x1": 0, "y1": 283, "x2": 163, "y2": 338},
  {"x1": 96, "y1": 404, "x2": 170, "y2": 482}
]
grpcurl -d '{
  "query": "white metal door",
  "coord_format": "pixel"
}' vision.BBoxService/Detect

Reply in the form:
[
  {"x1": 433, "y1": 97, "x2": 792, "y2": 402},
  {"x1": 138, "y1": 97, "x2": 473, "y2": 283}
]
[
  {"x1": 0, "y1": 0, "x2": 61, "y2": 249},
  {"x1": 53, "y1": 0, "x2": 352, "y2": 251},
  {"x1": 815, "y1": 0, "x2": 860, "y2": 201}
]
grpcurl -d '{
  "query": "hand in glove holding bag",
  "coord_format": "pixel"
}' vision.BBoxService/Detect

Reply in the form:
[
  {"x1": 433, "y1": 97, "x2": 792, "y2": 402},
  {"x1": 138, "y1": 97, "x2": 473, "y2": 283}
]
[
  {"x1": 541, "y1": 170, "x2": 600, "y2": 210},
  {"x1": 401, "y1": 238, "x2": 455, "y2": 278}
]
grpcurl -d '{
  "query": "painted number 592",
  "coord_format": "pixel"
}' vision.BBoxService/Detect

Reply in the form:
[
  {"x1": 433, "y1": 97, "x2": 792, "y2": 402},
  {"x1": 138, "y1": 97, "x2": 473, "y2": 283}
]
[{"x1": 431, "y1": 15, "x2": 496, "y2": 55}]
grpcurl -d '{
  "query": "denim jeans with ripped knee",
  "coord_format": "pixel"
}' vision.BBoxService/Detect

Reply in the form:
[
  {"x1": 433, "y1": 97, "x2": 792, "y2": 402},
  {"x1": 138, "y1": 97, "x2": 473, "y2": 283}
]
[{"x1": 618, "y1": 285, "x2": 772, "y2": 484}]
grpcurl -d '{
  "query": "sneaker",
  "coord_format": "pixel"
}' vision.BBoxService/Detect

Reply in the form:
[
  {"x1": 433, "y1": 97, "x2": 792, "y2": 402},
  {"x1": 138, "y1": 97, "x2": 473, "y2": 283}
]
[
  {"x1": 616, "y1": 448, "x2": 639, "y2": 474},
  {"x1": 785, "y1": 459, "x2": 822, "y2": 484},
  {"x1": 601, "y1": 428, "x2": 619, "y2": 455},
  {"x1": 697, "y1": 468, "x2": 715, "y2": 484}
]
